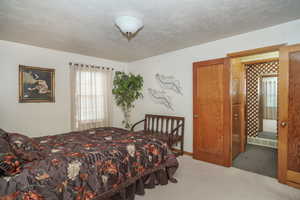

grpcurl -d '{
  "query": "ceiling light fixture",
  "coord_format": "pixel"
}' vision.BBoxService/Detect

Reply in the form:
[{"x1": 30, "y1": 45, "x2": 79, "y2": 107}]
[{"x1": 115, "y1": 16, "x2": 143, "y2": 41}]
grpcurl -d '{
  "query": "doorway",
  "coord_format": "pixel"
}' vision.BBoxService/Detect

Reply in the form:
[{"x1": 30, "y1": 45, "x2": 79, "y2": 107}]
[
  {"x1": 258, "y1": 74, "x2": 278, "y2": 141},
  {"x1": 193, "y1": 44, "x2": 300, "y2": 188},
  {"x1": 231, "y1": 52, "x2": 279, "y2": 178}
]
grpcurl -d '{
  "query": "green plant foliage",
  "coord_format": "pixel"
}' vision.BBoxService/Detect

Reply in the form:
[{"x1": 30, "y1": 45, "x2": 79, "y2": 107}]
[{"x1": 112, "y1": 71, "x2": 144, "y2": 129}]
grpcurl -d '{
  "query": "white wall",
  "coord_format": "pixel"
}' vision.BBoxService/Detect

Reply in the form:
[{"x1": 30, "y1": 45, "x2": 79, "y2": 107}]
[
  {"x1": 263, "y1": 120, "x2": 277, "y2": 133},
  {"x1": 0, "y1": 40, "x2": 127, "y2": 137},
  {"x1": 128, "y1": 19, "x2": 300, "y2": 153}
]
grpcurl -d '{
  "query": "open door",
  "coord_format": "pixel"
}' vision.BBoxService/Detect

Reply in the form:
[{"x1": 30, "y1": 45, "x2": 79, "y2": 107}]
[
  {"x1": 193, "y1": 58, "x2": 231, "y2": 167},
  {"x1": 278, "y1": 44, "x2": 300, "y2": 189},
  {"x1": 231, "y1": 58, "x2": 246, "y2": 159}
]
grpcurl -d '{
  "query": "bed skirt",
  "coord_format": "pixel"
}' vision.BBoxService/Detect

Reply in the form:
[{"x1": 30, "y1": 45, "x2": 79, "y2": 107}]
[{"x1": 97, "y1": 162, "x2": 178, "y2": 200}]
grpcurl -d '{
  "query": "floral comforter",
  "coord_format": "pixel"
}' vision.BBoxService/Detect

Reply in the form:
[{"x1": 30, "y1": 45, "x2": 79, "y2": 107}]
[{"x1": 0, "y1": 127, "x2": 178, "y2": 200}]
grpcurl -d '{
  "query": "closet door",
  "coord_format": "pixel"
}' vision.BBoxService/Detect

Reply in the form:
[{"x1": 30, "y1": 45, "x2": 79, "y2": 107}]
[
  {"x1": 278, "y1": 44, "x2": 300, "y2": 188},
  {"x1": 193, "y1": 58, "x2": 231, "y2": 167}
]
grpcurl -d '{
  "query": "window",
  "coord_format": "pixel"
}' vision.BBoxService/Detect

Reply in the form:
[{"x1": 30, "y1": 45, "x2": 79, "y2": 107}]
[
  {"x1": 261, "y1": 76, "x2": 277, "y2": 120},
  {"x1": 70, "y1": 65, "x2": 112, "y2": 131}
]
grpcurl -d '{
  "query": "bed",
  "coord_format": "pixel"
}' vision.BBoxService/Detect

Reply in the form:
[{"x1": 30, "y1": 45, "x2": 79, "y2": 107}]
[{"x1": 0, "y1": 127, "x2": 178, "y2": 200}]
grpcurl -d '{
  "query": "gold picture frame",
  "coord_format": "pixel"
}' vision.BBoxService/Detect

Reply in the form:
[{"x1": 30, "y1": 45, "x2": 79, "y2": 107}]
[{"x1": 19, "y1": 65, "x2": 55, "y2": 103}]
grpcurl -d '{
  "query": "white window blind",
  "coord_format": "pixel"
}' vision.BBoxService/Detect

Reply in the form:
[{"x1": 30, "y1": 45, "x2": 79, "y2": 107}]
[{"x1": 76, "y1": 71, "x2": 105, "y2": 122}]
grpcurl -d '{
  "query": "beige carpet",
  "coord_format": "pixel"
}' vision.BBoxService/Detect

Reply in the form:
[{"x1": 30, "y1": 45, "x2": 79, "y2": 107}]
[{"x1": 136, "y1": 156, "x2": 300, "y2": 200}]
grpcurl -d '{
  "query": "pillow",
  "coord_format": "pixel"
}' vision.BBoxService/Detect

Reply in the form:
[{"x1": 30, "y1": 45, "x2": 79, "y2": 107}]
[
  {"x1": 7, "y1": 133, "x2": 42, "y2": 162},
  {"x1": 0, "y1": 137, "x2": 21, "y2": 176}
]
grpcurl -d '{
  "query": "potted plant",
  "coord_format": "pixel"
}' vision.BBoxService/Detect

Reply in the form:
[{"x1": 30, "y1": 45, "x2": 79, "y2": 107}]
[{"x1": 112, "y1": 71, "x2": 143, "y2": 129}]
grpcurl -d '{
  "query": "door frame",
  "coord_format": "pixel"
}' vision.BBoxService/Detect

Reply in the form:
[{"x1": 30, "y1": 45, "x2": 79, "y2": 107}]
[
  {"x1": 193, "y1": 57, "x2": 232, "y2": 167},
  {"x1": 228, "y1": 45, "x2": 285, "y2": 155},
  {"x1": 227, "y1": 44, "x2": 286, "y2": 58}
]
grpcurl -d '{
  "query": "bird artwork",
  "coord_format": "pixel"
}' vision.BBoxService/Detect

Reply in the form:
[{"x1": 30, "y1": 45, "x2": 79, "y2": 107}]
[
  {"x1": 148, "y1": 88, "x2": 173, "y2": 110},
  {"x1": 155, "y1": 73, "x2": 183, "y2": 95}
]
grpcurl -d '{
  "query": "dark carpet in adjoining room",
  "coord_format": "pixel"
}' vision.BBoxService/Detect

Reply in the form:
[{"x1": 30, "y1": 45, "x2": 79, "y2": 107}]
[{"x1": 233, "y1": 144, "x2": 277, "y2": 178}]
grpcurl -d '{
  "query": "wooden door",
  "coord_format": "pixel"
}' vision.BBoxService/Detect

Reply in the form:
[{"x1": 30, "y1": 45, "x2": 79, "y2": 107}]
[
  {"x1": 193, "y1": 58, "x2": 231, "y2": 167},
  {"x1": 278, "y1": 44, "x2": 300, "y2": 189},
  {"x1": 232, "y1": 105, "x2": 242, "y2": 159},
  {"x1": 231, "y1": 58, "x2": 246, "y2": 158}
]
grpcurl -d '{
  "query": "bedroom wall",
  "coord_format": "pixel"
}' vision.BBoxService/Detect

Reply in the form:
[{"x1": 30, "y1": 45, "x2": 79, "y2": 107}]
[
  {"x1": 0, "y1": 40, "x2": 127, "y2": 137},
  {"x1": 127, "y1": 19, "x2": 300, "y2": 153}
]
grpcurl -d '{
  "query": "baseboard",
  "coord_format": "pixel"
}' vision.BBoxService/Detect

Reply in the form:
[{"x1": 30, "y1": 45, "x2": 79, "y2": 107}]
[
  {"x1": 286, "y1": 181, "x2": 300, "y2": 190},
  {"x1": 172, "y1": 148, "x2": 193, "y2": 156},
  {"x1": 247, "y1": 136, "x2": 277, "y2": 149},
  {"x1": 183, "y1": 151, "x2": 194, "y2": 156}
]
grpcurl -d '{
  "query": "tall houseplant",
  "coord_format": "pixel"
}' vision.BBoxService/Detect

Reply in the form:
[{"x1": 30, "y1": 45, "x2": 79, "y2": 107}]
[{"x1": 112, "y1": 71, "x2": 143, "y2": 129}]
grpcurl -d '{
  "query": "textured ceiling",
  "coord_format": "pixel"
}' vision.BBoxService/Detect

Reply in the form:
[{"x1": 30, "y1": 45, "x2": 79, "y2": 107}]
[{"x1": 1, "y1": 0, "x2": 300, "y2": 62}]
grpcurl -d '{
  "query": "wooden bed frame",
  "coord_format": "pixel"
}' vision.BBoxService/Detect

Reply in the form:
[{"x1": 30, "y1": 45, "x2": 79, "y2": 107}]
[{"x1": 131, "y1": 114, "x2": 185, "y2": 156}]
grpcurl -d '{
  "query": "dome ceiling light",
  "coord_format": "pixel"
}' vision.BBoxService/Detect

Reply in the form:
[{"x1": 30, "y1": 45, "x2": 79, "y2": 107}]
[{"x1": 115, "y1": 16, "x2": 143, "y2": 41}]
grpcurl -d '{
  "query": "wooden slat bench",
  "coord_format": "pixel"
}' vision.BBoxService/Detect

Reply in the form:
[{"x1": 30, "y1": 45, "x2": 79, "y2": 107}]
[{"x1": 131, "y1": 114, "x2": 185, "y2": 156}]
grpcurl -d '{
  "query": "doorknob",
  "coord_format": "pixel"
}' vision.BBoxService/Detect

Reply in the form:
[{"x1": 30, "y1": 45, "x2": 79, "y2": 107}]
[
  {"x1": 193, "y1": 114, "x2": 199, "y2": 118},
  {"x1": 280, "y1": 121, "x2": 287, "y2": 128}
]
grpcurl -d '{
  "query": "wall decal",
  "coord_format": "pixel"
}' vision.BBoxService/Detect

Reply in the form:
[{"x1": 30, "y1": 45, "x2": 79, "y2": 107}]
[
  {"x1": 148, "y1": 88, "x2": 173, "y2": 110},
  {"x1": 19, "y1": 65, "x2": 55, "y2": 103},
  {"x1": 155, "y1": 73, "x2": 183, "y2": 95}
]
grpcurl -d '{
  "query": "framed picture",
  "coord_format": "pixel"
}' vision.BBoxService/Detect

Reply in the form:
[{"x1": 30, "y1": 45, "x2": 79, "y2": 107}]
[{"x1": 19, "y1": 65, "x2": 55, "y2": 103}]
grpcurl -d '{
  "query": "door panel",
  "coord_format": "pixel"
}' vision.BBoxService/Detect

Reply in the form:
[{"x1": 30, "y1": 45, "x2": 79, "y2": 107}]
[
  {"x1": 193, "y1": 58, "x2": 231, "y2": 167},
  {"x1": 288, "y1": 51, "x2": 300, "y2": 176},
  {"x1": 232, "y1": 79, "x2": 241, "y2": 104},
  {"x1": 278, "y1": 44, "x2": 300, "y2": 188},
  {"x1": 232, "y1": 105, "x2": 241, "y2": 159},
  {"x1": 231, "y1": 58, "x2": 246, "y2": 155}
]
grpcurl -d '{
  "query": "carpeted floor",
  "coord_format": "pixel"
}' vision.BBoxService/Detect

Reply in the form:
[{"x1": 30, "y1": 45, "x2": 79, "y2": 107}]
[
  {"x1": 257, "y1": 131, "x2": 277, "y2": 140},
  {"x1": 136, "y1": 156, "x2": 300, "y2": 200},
  {"x1": 233, "y1": 144, "x2": 277, "y2": 178}
]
